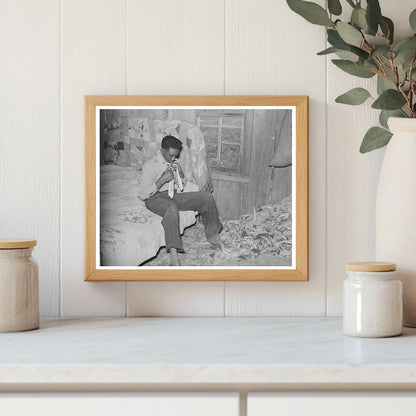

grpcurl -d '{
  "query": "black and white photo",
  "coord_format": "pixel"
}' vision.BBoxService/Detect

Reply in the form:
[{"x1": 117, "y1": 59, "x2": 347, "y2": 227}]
[{"x1": 84, "y1": 96, "x2": 308, "y2": 281}]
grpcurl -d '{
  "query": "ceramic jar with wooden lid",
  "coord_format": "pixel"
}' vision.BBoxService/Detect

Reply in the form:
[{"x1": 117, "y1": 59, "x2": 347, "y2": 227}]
[
  {"x1": 343, "y1": 262, "x2": 403, "y2": 338},
  {"x1": 0, "y1": 239, "x2": 39, "y2": 332}
]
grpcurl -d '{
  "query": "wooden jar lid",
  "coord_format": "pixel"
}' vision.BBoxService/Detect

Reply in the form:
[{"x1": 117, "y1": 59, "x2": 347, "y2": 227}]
[
  {"x1": 346, "y1": 261, "x2": 396, "y2": 272},
  {"x1": 0, "y1": 239, "x2": 37, "y2": 249}
]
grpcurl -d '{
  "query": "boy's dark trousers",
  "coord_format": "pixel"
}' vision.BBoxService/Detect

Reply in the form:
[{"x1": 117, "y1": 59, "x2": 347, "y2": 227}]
[{"x1": 145, "y1": 190, "x2": 222, "y2": 252}]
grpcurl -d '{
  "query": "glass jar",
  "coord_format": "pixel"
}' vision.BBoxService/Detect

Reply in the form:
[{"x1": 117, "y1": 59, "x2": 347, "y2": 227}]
[
  {"x1": 0, "y1": 239, "x2": 39, "y2": 332},
  {"x1": 343, "y1": 261, "x2": 402, "y2": 338}
]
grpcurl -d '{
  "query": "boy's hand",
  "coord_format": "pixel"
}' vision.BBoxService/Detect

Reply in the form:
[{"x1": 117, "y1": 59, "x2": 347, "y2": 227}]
[
  {"x1": 179, "y1": 164, "x2": 185, "y2": 179},
  {"x1": 156, "y1": 168, "x2": 174, "y2": 189},
  {"x1": 203, "y1": 179, "x2": 213, "y2": 193}
]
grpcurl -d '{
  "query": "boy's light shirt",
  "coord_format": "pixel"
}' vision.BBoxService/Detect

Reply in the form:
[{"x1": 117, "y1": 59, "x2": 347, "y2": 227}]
[{"x1": 138, "y1": 152, "x2": 186, "y2": 200}]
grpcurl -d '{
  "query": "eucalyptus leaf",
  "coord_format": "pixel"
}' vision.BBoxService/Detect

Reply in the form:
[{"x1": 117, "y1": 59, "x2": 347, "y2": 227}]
[
  {"x1": 336, "y1": 21, "x2": 363, "y2": 47},
  {"x1": 393, "y1": 36, "x2": 416, "y2": 70},
  {"x1": 410, "y1": 9, "x2": 416, "y2": 32},
  {"x1": 286, "y1": 0, "x2": 335, "y2": 27},
  {"x1": 335, "y1": 88, "x2": 371, "y2": 105},
  {"x1": 335, "y1": 50, "x2": 359, "y2": 62},
  {"x1": 378, "y1": 66, "x2": 405, "y2": 86},
  {"x1": 332, "y1": 59, "x2": 375, "y2": 78},
  {"x1": 360, "y1": 127, "x2": 392, "y2": 153},
  {"x1": 328, "y1": 0, "x2": 342, "y2": 16},
  {"x1": 317, "y1": 46, "x2": 358, "y2": 61},
  {"x1": 380, "y1": 16, "x2": 394, "y2": 44},
  {"x1": 327, "y1": 29, "x2": 369, "y2": 59},
  {"x1": 383, "y1": 65, "x2": 402, "y2": 84},
  {"x1": 393, "y1": 36, "x2": 416, "y2": 53},
  {"x1": 327, "y1": 28, "x2": 348, "y2": 49},
  {"x1": 379, "y1": 109, "x2": 402, "y2": 129},
  {"x1": 366, "y1": 0, "x2": 382, "y2": 35},
  {"x1": 351, "y1": 45, "x2": 369, "y2": 60},
  {"x1": 377, "y1": 75, "x2": 393, "y2": 94},
  {"x1": 372, "y1": 89, "x2": 406, "y2": 110},
  {"x1": 371, "y1": 46, "x2": 392, "y2": 58},
  {"x1": 317, "y1": 47, "x2": 338, "y2": 55},
  {"x1": 370, "y1": 46, "x2": 392, "y2": 70},
  {"x1": 351, "y1": 7, "x2": 368, "y2": 32},
  {"x1": 362, "y1": 59, "x2": 379, "y2": 71}
]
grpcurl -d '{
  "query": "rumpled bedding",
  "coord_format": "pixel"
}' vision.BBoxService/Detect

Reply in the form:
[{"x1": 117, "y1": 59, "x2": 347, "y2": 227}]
[{"x1": 100, "y1": 165, "x2": 196, "y2": 266}]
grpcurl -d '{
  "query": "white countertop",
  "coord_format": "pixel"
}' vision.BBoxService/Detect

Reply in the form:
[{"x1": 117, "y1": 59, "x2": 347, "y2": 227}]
[{"x1": 1, "y1": 317, "x2": 416, "y2": 389}]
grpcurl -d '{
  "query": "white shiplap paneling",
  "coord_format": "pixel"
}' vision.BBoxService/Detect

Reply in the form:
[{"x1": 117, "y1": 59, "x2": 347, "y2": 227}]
[
  {"x1": 6, "y1": 0, "x2": 410, "y2": 317},
  {"x1": 126, "y1": 0, "x2": 226, "y2": 95},
  {"x1": 125, "y1": 0, "x2": 226, "y2": 316},
  {"x1": 0, "y1": 1, "x2": 60, "y2": 317},
  {"x1": 127, "y1": 281, "x2": 225, "y2": 316},
  {"x1": 326, "y1": 0, "x2": 416, "y2": 316},
  {"x1": 224, "y1": 0, "x2": 327, "y2": 316},
  {"x1": 61, "y1": 0, "x2": 128, "y2": 316}
]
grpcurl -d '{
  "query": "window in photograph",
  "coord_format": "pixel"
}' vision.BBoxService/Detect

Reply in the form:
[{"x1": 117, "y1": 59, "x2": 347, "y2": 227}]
[{"x1": 197, "y1": 110, "x2": 245, "y2": 174}]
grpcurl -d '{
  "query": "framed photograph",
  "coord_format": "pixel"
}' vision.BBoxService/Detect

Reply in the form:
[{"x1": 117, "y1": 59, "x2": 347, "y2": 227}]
[{"x1": 85, "y1": 96, "x2": 308, "y2": 281}]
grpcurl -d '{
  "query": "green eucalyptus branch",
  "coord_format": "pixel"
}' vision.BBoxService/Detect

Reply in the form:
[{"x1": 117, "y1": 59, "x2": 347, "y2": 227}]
[
  {"x1": 409, "y1": 56, "x2": 416, "y2": 116},
  {"x1": 286, "y1": 0, "x2": 416, "y2": 153}
]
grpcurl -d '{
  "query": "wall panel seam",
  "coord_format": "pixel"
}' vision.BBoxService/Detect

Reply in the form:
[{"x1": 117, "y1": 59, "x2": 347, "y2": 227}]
[
  {"x1": 59, "y1": 0, "x2": 63, "y2": 317},
  {"x1": 322, "y1": 0, "x2": 329, "y2": 318},
  {"x1": 124, "y1": 0, "x2": 128, "y2": 315},
  {"x1": 224, "y1": 0, "x2": 228, "y2": 95},
  {"x1": 325, "y1": 41, "x2": 329, "y2": 318},
  {"x1": 223, "y1": 0, "x2": 227, "y2": 315},
  {"x1": 125, "y1": 0, "x2": 129, "y2": 95}
]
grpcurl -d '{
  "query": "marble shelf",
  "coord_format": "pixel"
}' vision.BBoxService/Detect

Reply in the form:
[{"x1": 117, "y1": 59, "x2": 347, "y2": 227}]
[{"x1": 1, "y1": 317, "x2": 416, "y2": 389}]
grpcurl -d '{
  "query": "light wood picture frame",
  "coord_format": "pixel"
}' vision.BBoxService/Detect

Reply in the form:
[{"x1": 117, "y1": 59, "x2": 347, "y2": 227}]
[{"x1": 85, "y1": 96, "x2": 308, "y2": 281}]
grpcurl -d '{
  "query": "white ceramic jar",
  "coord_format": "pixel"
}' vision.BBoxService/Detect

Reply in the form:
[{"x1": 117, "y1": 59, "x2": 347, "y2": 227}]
[
  {"x1": 343, "y1": 262, "x2": 402, "y2": 338},
  {"x1": 0, "y1": 239, "x2": 39, "y2": 332}
]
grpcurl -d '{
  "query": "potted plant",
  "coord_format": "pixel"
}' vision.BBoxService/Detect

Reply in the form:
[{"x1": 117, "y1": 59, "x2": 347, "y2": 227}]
[
  {"x1": 287, "y1": 0, "x2": 416, "y2": 326},
  {"x1": 287, "y1": 0, "x2": 416, "y2": 152}
]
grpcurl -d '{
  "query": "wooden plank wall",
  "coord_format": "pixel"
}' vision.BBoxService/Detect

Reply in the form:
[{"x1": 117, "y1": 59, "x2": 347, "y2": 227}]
[
  {"x1": 213, "y1": 179, "x2": 243, "y2": 220},
  {"x1": 214, "y1": 109, "x2": 292, "y2": 221},
  {"x1": 270, "y1": 111, "x2": 292, "y2": 205}
]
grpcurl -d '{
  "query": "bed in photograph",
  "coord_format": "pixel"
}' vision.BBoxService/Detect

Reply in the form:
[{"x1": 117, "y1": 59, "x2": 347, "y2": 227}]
[{"x1": 99, "y1": 119, "x2": 211, "y2": 267}]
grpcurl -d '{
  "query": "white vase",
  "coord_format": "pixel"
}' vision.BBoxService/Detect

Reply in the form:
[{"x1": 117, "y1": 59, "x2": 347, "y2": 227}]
[{"x1": 375, "y1": 117, "x2": 416, "y2": 327}]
